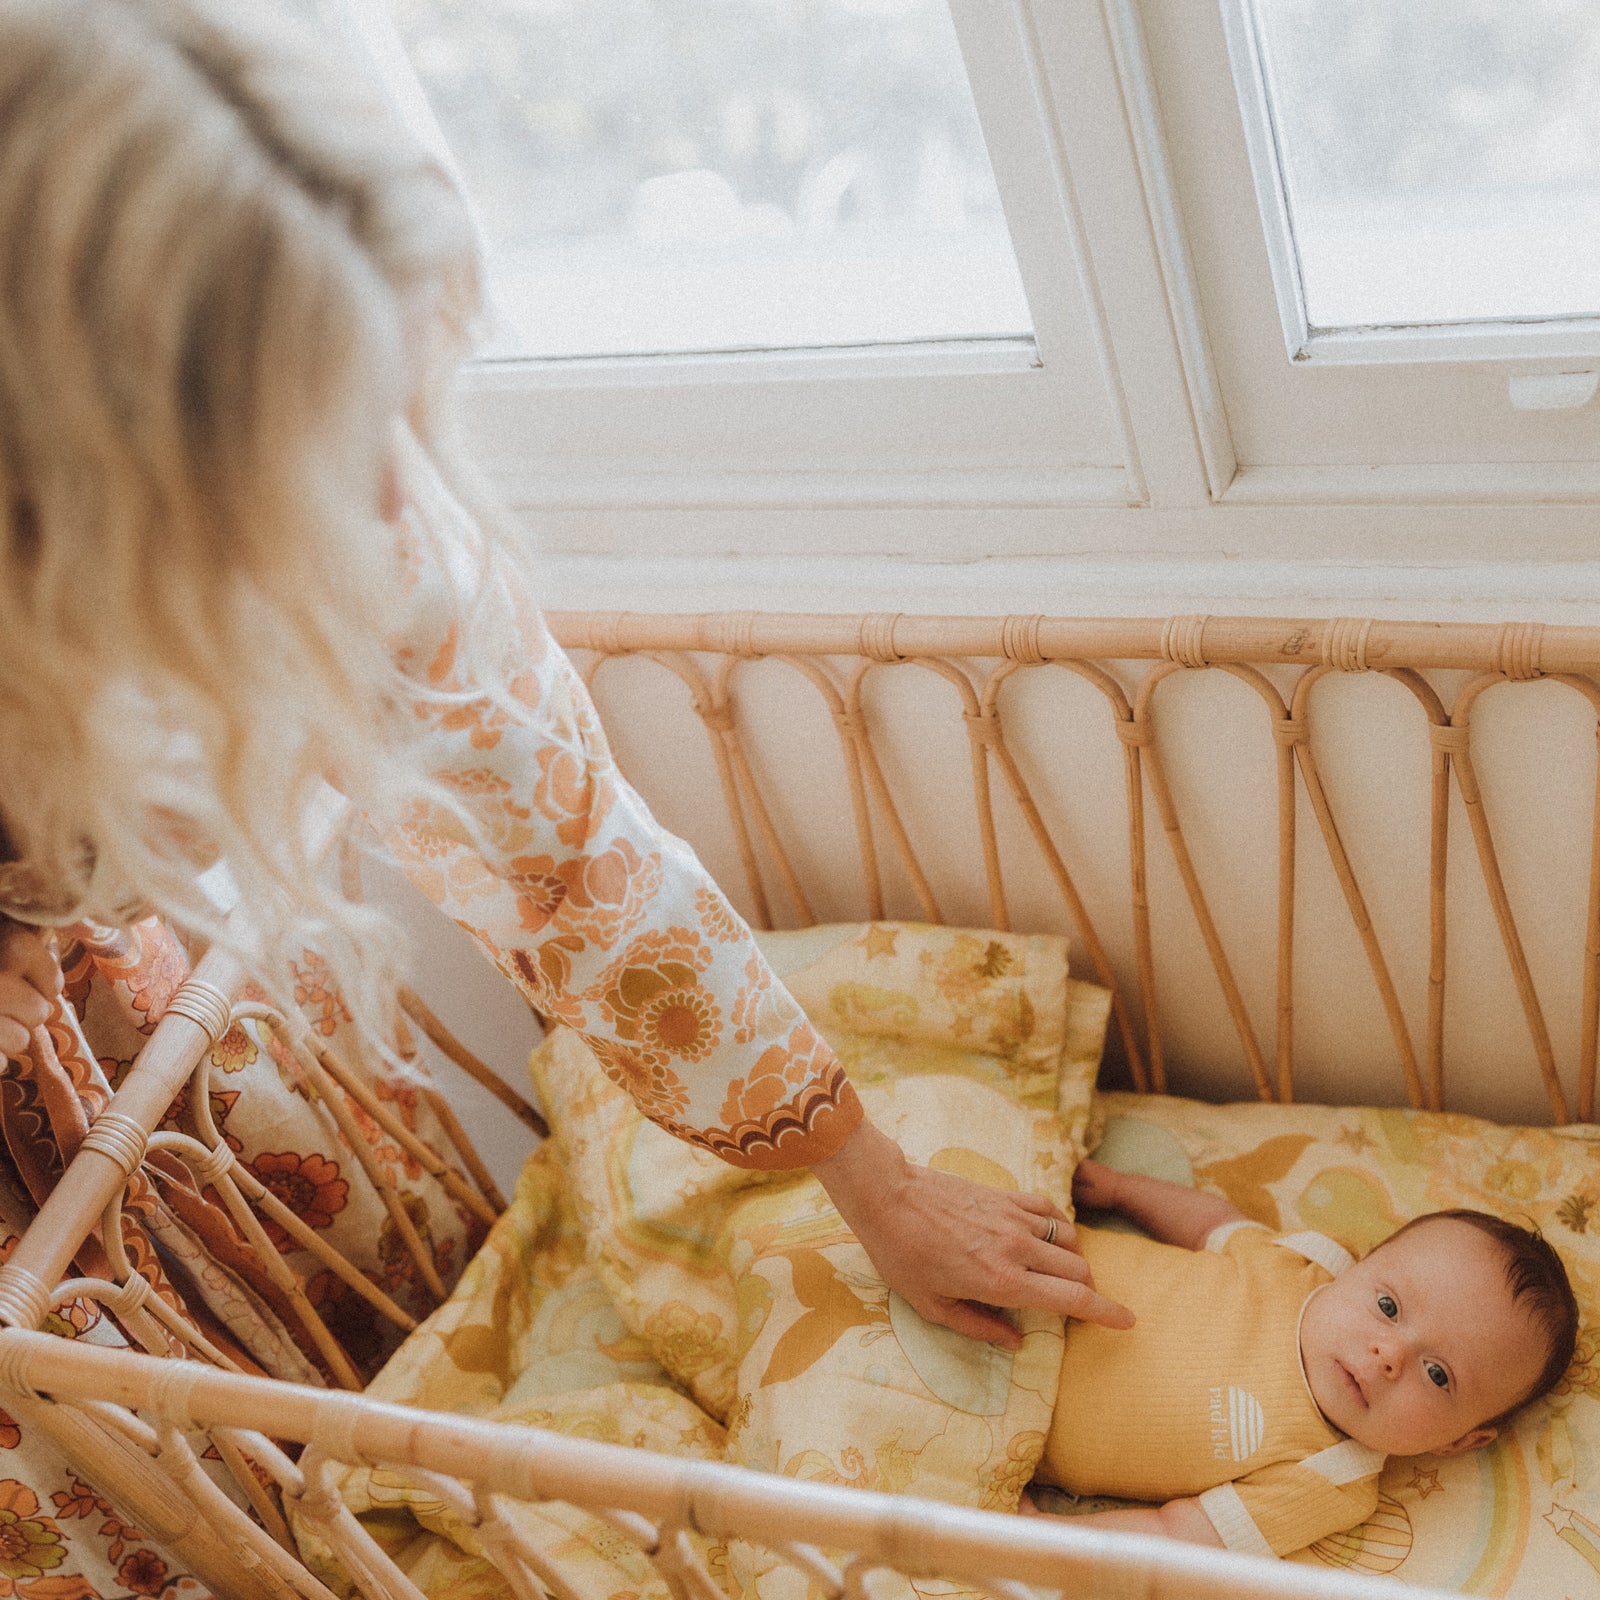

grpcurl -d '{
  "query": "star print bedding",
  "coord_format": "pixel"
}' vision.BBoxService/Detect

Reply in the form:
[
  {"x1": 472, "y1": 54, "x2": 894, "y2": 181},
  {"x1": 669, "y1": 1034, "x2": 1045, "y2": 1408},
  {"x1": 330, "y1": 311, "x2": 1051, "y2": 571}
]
[
  {"x1": 329, "y1": 921, "x2": 1600, "y2": 1600},
  {"x1": 1064, "y1": 1093, "x2": 1600, "y2": 1596},
  {"x1": 325, "y1": 921, "x2": 1110, "y2": 1600}
]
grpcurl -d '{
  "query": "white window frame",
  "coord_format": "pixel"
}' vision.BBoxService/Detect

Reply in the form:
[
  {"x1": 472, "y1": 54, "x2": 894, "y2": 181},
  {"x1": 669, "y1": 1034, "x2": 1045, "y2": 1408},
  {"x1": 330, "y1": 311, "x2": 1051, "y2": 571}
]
[
  {"x1": 1218, "y1": 0, "x2": 1600, "y2": 368},
  {"x1": 336, "y1": 0, "x2": 1178, "y2": 516},
  {"x1": 330, "y1": 0, "x2": 1600, "y2": 581}
]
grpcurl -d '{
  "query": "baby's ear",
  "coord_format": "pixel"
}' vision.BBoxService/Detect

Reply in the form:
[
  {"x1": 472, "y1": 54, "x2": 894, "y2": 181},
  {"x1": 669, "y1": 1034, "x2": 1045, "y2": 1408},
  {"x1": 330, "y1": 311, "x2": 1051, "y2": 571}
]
[{"x1": 1433, "y1": 1425, "x2": 1497, "y2": 1457}]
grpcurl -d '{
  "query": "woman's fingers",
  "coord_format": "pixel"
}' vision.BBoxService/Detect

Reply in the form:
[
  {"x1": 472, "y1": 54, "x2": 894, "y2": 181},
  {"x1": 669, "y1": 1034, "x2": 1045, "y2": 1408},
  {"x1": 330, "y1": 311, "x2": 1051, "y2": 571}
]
[
  {"x1": 0, "y1": 1014, "x2": 29, "y2": 1060},
  {"x1": 0, "y1": 923, "x2": 61, "y2": 999},
  {"x1": 1011, "y1": 1192, "x2": 1077, "y2": 1250},
  {"x1": 0, "y1": 973, "x2": 49, "y2": 1033},
  {"x1": 0, "y1": 925, "x2": 57, "y2": 1062},
  {"x1": 916, "y1": 1296, "x2": 1023, "y2": 1351},
  {"x1": 1017, "y1": 1270, "x2": 1136, "y2": 1330},
  {"x1": 1022, "y1": 1235, "x2": 1097, "y2": 1285}
]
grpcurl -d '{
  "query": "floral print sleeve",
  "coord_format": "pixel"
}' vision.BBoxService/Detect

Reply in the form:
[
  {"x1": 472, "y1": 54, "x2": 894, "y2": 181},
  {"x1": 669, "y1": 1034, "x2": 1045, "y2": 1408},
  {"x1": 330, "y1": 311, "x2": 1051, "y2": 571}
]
[{"x1": 380, "y1": 443, "x2": 862, "y2": 1170}]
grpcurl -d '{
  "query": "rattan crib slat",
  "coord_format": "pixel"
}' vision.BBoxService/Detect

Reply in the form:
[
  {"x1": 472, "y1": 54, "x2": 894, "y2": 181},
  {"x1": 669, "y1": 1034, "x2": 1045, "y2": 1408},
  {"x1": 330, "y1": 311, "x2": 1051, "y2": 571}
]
[
  {"x1": 1446, "y1": 684, "x2": 1569, "y2": 1122},
  {"x1": 631, "y1": 650, "x2": 776, "y2": 929},
  {"x1": 978, "y1": 662, "x2": 1148, "y2": 1090},
  {"x1": 290, "y1": 1033, "x2": 450, "y2": 1305},
  {"x1": 398, "y1": 987, "x2": 548, "y2": 1138},
  {"x1": 311, "y1": 1042, "x2": 497, "y2": 1229},
  {"x1": 0, "y1": 1331, "x2": 1469, "y2": 1600},
  {"x1": 419, "y1": 1085, "x2": 509, "y2": 1213},
  {"x1": 1133, "y1": 667, "x2": 1274, "y2": 1101},
  {"x1": 845, "y1": 663, "x2": 943, "y2": 925},
  {"x1": 1287, "y1": 669, "x2": 1426, "y2": 1109},
  {"x1": 712, "y1": 657, "x2": 818, "y2": 928},
  {"x1": 0, "y1": 946, "x2": 246, "y2": 1324}
]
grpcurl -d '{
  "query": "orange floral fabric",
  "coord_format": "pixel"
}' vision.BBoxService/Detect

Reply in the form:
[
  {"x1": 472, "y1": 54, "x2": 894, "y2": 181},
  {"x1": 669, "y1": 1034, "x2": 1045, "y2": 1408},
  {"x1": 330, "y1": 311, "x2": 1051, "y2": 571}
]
[{"x1": 383, "y1": 444, "x2": 861, "y2": 1171}]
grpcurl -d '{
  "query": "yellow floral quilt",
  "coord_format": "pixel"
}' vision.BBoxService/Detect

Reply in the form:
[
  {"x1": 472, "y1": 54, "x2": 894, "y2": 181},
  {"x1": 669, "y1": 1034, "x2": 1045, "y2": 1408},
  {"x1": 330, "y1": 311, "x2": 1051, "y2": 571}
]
[
  {"x1": 330, "y1": 923, "x2": 1110, "y2": 1600},
  {"x1": 1077, "y1": 1092, "x2": 1600, "y2": 1596}
]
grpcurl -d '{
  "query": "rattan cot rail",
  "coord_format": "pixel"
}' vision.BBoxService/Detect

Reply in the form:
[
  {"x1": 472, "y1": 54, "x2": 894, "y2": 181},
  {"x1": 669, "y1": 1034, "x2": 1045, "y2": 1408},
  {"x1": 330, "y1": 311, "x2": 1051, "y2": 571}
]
[
  {"x1": 0, "y1": 609, "x2": 1594, "y2": 1600},
  {"x1": 549, "y1": 608, "x2": 1600, "y2": 1125}
]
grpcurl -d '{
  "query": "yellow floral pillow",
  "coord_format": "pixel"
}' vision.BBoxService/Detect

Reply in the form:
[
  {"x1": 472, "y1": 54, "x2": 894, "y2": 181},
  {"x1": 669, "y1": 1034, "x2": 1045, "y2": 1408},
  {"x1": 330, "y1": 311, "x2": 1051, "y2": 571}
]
[
  {"x1": 756, "y1": 922, "x2": 1108, "y2": 1116},
  {"x1": 1085, "y1": 1092, "x2": 1600, "y2": 1596},
  {"x1": 329, "y1": 923, "x2": 1111, "y2": 1600},
  {"x1": 530, "y1": 924, "x2": 1110, "y2": 1508}
]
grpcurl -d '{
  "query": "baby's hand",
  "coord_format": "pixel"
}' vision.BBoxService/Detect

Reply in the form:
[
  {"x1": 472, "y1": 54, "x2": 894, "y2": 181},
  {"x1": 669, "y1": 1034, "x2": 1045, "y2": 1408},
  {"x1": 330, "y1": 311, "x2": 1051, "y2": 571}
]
[
  {"x1": 0, "y1": 921, "x2": 61, "y2": 1059},
  {"x1": 1071, "y1": 1157, "x2": 1123, "y2": 1214}
]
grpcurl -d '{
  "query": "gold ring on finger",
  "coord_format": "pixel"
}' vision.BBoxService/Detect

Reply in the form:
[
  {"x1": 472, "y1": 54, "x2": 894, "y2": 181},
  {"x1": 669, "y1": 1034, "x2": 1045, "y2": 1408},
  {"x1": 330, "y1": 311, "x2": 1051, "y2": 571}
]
[{"x1": 1043, "y1": 1218, "x2": 1057, "y2": 1246}]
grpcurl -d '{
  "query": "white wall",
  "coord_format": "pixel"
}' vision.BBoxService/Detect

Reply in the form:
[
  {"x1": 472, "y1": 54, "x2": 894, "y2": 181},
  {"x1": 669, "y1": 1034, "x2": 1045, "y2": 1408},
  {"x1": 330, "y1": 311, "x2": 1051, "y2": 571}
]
[{"x1": 362, "y1": 857, "x2": 544, "y2": 1200}]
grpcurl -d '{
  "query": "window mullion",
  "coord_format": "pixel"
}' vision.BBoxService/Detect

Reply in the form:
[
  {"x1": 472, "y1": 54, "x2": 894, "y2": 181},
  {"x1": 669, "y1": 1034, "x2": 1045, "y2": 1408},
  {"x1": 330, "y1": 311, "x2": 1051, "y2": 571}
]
[{"x1": 993, "y1": 0, "x2": 1234, "y2": 506}]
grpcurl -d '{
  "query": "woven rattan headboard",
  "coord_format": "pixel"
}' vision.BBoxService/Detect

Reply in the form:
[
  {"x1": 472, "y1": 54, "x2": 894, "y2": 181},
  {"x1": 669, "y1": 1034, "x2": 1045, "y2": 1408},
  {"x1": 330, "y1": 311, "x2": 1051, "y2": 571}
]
[{"x1": 549, "y1": 610, "x2": 1600, "y2": 1129}]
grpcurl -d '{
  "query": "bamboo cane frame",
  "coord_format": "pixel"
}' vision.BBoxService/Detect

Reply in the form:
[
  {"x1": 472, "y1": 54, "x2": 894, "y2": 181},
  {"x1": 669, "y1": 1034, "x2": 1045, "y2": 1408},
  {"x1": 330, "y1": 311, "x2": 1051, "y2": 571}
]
[
  {"x1": 0, "y1": 610, "x2": 1596, "y2": 1600},
  {"x1": 0, "y1": 1330, "x2": 1472, "y2": 1600},
  {"x1": 557, "y1": 610, "x2": 1600, "y2": 1126}
]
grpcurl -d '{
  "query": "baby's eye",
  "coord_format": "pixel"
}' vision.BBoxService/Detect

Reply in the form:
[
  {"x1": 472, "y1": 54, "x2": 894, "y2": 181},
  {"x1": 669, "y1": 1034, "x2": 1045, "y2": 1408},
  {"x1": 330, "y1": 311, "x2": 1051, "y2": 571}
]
[
  {"x1": 1377, "y1": 1293, "x2": 1398, "y2": 1319},
  {"x1": 1425, "y1": 1362, "x2": 1449, "y2": 1390}
]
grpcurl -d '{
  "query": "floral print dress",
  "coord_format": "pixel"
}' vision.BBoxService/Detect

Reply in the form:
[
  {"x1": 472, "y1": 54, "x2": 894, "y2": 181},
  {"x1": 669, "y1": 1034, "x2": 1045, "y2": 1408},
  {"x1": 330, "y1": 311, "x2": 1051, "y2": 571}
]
[
  {"x1": 384, "y1": 441, "x2": 862, "y2": 1171},
  {"x1": 0, "y1": 439, "x2": 866, "y2": 1600}
]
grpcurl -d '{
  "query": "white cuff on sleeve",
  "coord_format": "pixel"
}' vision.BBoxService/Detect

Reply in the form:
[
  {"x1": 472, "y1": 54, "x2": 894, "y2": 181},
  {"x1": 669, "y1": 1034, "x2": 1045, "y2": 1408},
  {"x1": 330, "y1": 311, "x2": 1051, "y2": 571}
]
[{"x1": 1197, "y1": 1484, "x2": 1276, "y2": 1559}]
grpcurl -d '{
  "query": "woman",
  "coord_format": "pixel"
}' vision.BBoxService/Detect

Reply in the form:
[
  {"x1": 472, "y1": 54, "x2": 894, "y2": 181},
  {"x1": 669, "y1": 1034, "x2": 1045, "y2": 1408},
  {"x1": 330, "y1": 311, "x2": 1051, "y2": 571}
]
[{"x1": 0, "y1": 0, "x2": 1129, "y2": 1349}]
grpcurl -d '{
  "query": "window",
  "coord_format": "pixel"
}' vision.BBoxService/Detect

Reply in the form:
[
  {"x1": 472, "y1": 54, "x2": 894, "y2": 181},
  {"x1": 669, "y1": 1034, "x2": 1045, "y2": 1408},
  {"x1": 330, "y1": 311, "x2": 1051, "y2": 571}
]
[
  {"x1": 375, "y1": 0, "x2": 1033, "y2": 361},
  {"x1": 1221, "y1": 0, "x2": 1600, "y2": 362},
  {"x1": 318, "y1": 0, "x2": 1125, "y2": 516}
]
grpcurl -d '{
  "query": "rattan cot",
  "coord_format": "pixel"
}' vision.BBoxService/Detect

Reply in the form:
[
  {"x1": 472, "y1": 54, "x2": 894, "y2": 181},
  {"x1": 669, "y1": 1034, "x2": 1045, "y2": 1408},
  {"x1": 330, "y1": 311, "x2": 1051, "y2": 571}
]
[{"x1": 1, "y1": 609, "x2": 1596, "y2": 1600}]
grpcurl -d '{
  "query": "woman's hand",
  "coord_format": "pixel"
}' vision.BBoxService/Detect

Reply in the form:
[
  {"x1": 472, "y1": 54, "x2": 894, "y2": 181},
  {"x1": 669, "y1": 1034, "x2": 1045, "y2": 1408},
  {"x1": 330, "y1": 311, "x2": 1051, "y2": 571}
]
[
  {"x1": 812, "y1": 1119, "x2": 1134, "y2": 1349},
  {"x1": 0, "y1": 921, "x2": 60, "y2": 1059}
]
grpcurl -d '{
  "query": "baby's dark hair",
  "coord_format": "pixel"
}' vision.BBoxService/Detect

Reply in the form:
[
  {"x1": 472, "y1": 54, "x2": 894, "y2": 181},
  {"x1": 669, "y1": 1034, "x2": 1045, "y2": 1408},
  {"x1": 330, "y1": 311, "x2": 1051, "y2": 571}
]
[{"x1": 1383, "y1": 1209, "x2": 1579, "y2": 1427}]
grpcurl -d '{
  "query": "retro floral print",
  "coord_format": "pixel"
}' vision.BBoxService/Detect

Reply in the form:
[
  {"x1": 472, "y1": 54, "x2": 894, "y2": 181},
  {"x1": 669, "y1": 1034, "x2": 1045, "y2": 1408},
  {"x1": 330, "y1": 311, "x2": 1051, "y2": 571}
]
[{"x1": 382, "y1": 449, "x2": 863, "y2": 1172}]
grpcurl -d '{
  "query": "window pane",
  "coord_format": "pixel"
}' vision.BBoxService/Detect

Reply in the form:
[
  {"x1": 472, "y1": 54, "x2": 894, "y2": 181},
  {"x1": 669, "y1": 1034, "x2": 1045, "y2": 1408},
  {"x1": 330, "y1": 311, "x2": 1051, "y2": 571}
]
[
  {"x1": 385, "y1": 0, "x2": 1032, "y2": 359},
  {"x1": 1245, "y1": 0, "x2": 1600, "y2": 330}
]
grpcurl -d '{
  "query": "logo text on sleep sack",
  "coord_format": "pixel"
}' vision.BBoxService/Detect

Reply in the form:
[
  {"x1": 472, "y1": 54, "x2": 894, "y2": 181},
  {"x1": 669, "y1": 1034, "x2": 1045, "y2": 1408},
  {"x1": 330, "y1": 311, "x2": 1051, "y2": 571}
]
[{"x1": 1209, "y1": 1385, "x2": 1264, "y2": 1462}]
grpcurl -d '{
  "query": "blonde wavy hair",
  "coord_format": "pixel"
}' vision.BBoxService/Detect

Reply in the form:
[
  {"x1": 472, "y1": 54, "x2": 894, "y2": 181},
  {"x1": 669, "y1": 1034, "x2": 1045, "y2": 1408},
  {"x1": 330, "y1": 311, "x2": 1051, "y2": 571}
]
[{"x1": 0, "y1": 0, "x2": 504, "y2": 1038}]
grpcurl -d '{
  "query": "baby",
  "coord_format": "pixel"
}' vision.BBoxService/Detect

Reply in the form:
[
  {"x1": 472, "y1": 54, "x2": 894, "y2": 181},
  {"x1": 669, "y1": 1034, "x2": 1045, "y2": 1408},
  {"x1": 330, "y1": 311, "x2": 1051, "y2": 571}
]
[{"x1": 1025, "y1": 1157, "x2": 1579, "y2": 1558}]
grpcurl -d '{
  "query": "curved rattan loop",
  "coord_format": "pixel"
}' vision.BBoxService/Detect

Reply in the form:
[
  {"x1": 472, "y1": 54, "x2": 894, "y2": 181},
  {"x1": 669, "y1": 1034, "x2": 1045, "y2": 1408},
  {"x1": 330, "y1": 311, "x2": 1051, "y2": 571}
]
[
  {"x1": 844, "y1": 661, "x2": 944, "y2": 924},
  {"x1": 148, "y1": 1129, "x2": 416, "y2": 1334},
  {"x1": 1286, "y1": 665, "x2": 1433, "y2": 1109},
  {"x1": 1130, "y1": 663, "x2": 1288, "y2": 1100},
  {"x1": 980, "y1": 659, "x2": 1150, "y2": 1090}
]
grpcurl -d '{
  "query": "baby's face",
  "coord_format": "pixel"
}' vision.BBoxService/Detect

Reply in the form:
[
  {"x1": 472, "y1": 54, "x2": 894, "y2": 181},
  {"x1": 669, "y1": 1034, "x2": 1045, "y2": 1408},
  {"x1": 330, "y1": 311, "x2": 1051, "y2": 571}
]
[{"x1": 1298, "y1": 1217, "x2": 1547, "y2": 1458}]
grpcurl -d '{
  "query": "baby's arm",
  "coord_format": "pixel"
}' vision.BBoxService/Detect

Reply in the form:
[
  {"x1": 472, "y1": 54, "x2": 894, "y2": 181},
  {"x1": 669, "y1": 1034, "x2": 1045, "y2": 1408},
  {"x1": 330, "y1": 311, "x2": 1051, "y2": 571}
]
[
  {"x1": 1072, "y1": 1158, "x2": 1245, "y2": 1252},
  {"x1": 1024, "y1": 1492, "x2": 1223, "y2": 1547}
]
